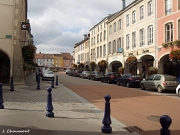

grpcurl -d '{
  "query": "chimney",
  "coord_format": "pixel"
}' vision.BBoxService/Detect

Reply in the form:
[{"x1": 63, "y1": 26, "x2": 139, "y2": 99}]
[
  {"x1": 122, "y1": 0, "x2": 125, "y2": 9},
  {"x1": 83, "y1": 34, "x2": 87, "y2": 40}
]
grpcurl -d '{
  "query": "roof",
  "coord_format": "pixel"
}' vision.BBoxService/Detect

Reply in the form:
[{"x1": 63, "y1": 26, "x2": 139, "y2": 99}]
[{"x1": 74, "y1": 37, "x2": 89, "y2": 48}]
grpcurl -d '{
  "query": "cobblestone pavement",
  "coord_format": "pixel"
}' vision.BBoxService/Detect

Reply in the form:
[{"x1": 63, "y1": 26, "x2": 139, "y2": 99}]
[{"x1": 0, "y1": 73, "x2": 139, "y2": 135}]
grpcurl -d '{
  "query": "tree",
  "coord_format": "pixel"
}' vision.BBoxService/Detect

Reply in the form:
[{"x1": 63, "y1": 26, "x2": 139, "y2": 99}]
[{"x1": 22, "y1": 45, "x2": 36, "y2": 65}]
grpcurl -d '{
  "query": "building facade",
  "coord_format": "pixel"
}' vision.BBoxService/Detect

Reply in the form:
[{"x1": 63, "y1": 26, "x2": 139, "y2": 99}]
[
  {"x1": 157, "y1": 0, "x2": 180, "y2": 81},
  {"x1": 0, "y1": 0, "x2": 33, "y2": 85},
  {"x1": 54, "y1": 54, "x2": 64, "y2": 68}
]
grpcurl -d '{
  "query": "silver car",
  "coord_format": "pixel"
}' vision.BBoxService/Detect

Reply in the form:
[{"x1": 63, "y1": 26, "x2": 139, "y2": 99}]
[
  {"x1": 42, "y1": 71, "x2": 55, "y2": 81},
  {"x1": 140, "y1": 74, "x2": 179, "y2": 93},
  {"x1": 80, "y1": 71, "x2": 91, "y2": 79}
]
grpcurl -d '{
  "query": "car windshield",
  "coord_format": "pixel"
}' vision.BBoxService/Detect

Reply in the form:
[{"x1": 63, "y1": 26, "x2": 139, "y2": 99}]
[
  {"x1": 95, "y1": 71, "x2": 103, "y2": 74},
  {"x1": 132, "y1": 74, "x2": 141, "y2": 78},
  {"x1": 46, "y1": 71, "x2": 54, "y2": 74},
  {"x1": 164, "y1": 76, "x2": 177, "y2": 81},
  {"x1": 114, "y1": 73, "x2": 120, "y2": 76}
]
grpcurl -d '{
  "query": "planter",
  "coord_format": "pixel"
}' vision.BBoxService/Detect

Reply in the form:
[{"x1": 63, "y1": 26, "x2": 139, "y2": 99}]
[{"x1": 126, "y1": 55, "x2": 137, "y2": 65}]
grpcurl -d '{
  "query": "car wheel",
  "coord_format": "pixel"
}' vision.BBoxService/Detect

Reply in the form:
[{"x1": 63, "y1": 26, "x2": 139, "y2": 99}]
[
  {"x1": 88, "y1": 77, "x2": 90, "y2": 80},
  {"x1": 126, "y1": 82, "x2": 130, "y2": 87},
  {"x1": 101, "y1": 79, "x2": 103, "y2": 82},
  {"x1": 141, "y1": 84, "x2": 145, "y2": 90},
  {"x1": 178, "y1": 89, "x2": 180, "y2": 97},
  {"x1": 157, "y1": 85, "x2": 163, "y2": 93},
  {"x1": 117, "y1": 80, "x2": 120, "y2": 85}
]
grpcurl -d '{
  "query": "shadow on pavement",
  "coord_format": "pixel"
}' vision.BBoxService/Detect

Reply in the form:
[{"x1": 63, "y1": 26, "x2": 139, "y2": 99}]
[{"x1": 139, "y1": 129, "x2": 180, "y2": 135}]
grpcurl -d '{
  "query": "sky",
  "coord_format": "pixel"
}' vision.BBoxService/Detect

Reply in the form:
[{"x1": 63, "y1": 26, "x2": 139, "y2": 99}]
[{"x1": 28, "y1": 0, "x2": 134, "y2": 54}]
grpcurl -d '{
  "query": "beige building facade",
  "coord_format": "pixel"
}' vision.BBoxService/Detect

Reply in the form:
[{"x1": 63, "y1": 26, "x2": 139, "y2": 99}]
[{"x1": 0, "y1": 0, "x2": 33, "y2": 85}]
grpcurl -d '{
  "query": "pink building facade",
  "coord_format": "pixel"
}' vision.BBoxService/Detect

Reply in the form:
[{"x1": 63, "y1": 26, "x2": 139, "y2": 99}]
[{"x1": 157, "y1": 0, "x2": 180, "y2": 82}]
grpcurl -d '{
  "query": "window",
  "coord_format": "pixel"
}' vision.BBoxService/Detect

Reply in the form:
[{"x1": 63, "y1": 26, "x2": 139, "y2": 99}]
[
  {"x1": 91, "y1": 38, "x2": 93, "y2": 45},
  {"x1": 100, "y1": 32, "x2": 102, "y2": 42},
  {"x1": 140, "y1": 6, "x2": 144, "y2": 20},
  {"x1": 154, "y1": 75, "x2": 161, "y2": 80},
  {"x1": 108, "y1": 42, "x2": 111, "y2": 54},
  {"x1": 132, "y1": 32, "x2": 136, "y2": 48},
  {"x1": 126, "y1": 14, "x2": 130, "y2": 27},
  {"x1": 97, "y1": 47, "x2": 99, "y2": 58},
  {"x1": 103, "y1": 44, "x2": 106, "y2": 56},
  {"x1": 148, "y1": 25, "x2": 153, "y2": 45},
  {"x1": 114, "y1": 22, "x2": 116, "y2": 33},
  {"x1": 100, "y1": 46, "x2": 102, "y2": 57},
  {"x1": 126, "y1": 34, "x2": 130, "y2": 50},
  {"x1": 132, "y1": 10, "x2": 136, "y2": 24},
  {"x1": 94, "y1": 37, "x2": 95, "y2": 44},
  {"x1": 117, "y1": 37, "x2": 122, "y2": 49},
  {"x1": 104, "y1": 30, "x2": 106, "y2": 40},
  {"x1": 109, "y1": 25, "x2": 112, "y2": 35},
  {"x1": 118, "y1": 19, "x2": 122, "y2": 30},
  {"x1": 139, "y1": 28, "x2": 145, "y2": 47},
  {"x1": 97, "y1": 34, "x2": 99, "y2": 43},
  {"x1": 179, "y1": 0, "x2": 180, "y2": 10},
  {"x1": 165, "y1": 22, "x2": 173, "y2": 42},
  {"x1": 147, "y1": 1, "x2": 153, "y2": 16},
  {"x1": 113, "y1": 40, "x2": 116, "y2": 53},
  {"x1": 165, "y1": 0, "x2": 172, "y2": 15}
]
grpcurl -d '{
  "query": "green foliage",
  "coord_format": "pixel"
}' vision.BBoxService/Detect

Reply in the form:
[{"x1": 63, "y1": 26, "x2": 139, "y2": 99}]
[{"x1": 22, "y1": 45, "x2": 36, "y2": 65}]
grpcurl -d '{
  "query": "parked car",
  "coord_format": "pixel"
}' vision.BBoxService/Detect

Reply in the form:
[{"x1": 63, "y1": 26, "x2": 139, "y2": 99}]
[
  {"x1": 88, "y1": 71, "x2": 103, "y2": 81},
  {"x1": 117, "y1": 73, "x2": 142, "y2": 87},
  {"x1": 80, "y1": 71, "x2": 91, "y2": 79},
  {"x1": 65, "y1": 69, "x2": 71, "y2": 74},
  {"x1": 140, "y1": 74, "x2": 179, "y2": 93},
  {"x1": 42, "y1": 71, "x2": 54, "y2": 80},
  {"x1": 101, "y1": 72, "x2": 121, "y2": 84},
  {"x1": 41, "y1": 69, "x2": 51, "y2": 77},
  {"x1": 176, "y1": 84, "x2": 180, "y2": 97},
  {"x1": 68, "y1": 69, "x2": 76, "y2": 76},
  {"x1": 73, "y1": 70, "x2": 83, "y2": 77}
]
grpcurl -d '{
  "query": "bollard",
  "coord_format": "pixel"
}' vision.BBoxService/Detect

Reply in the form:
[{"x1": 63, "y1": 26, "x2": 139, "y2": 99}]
[
  {"x1": 0, "y1": 83, "x2": 4, "y2": 109},
  {"x1": 55, "y1": 75, "x2": 58, "y2": 86},
  {"x1": 46, "y1": 87, "x2": 54, "y2": 117},
  {"x1": 160, "y1": 115, "x2": 172, "y2": 135},
  {"x1": 36, "y1": 75, "x2": 40, "y2": 90},
  {"x1": 101, "y1": 94, "x2": 112, "y2": 133},
  {"x1": 35, "y1": 71, "x2": 37, "y2": 81},
  {"x1": 10, "y1": 76, "x2": 14, "y2": 91},
  {"x1": 51, "y1": 77, "x2": 54, "y2": 88}
]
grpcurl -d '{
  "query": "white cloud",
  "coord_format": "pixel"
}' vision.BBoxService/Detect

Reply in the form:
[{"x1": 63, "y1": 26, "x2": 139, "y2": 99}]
[{"x1": 28, "y1": 0, "x2": 134, "y2": 54}]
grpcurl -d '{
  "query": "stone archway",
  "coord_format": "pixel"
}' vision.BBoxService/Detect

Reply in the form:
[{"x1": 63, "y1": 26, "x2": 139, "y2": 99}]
[
  {"x1": 0, "y1": 50, "x2": 10, "y2": 84},
  {"x1": 109, "y1": 61, "x2": 122, "y2": 72},
  {"x1": 159, "y1": 54, "x2": 176, "y2": 76},
  {"x1": 139, "y1": 54, "x2": 155, "y2": 78}
]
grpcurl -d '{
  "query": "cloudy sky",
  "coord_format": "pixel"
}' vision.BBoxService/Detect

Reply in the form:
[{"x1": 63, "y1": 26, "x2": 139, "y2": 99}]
[{"x1": 28, "y1": 0, "x2": 133, "y2": 54}]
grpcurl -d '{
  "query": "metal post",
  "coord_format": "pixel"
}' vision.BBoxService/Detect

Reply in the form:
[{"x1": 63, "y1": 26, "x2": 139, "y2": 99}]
[
  {"x1": 0, "y1": 83, "x2": 4, "y2": 109},
  {"x1": 55, "y1": 75, "x2": 58, "y2": 86},
  {"x1": 160, "y1": 115, "x2": 172, "y2": 135},
  {"x1": 46, "y1": 87, "x2": 54, "y2": 117},
  {"x1": 51, "y1": 77, "x2": 54, "y2": 88},
  {"x1": 101, "y1": 94, "x2": 112, "y2": 133},
  {"x1": 10, "y1": 76, "x2": 14, "y2": 91},
  {"x1": 36, "y1": 75, "x2": 40, "y2": 90}
]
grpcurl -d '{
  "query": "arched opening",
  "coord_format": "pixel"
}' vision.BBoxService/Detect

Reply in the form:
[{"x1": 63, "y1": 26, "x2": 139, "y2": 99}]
[
  {"x1": 159, "y1": 54, "x2": 176, "y2": 76},
  {"x1": 109, "y1": 61, "x2": 122, "y2": 72},
  {"x1": 139, "y1": 54, "x2": 155, "y2": 78},
  {"x1": 0, "y1": 50, "x2": 10, "y2": 84}
]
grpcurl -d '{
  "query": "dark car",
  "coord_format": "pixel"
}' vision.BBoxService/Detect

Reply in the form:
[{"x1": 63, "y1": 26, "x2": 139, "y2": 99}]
[
  {"x1": 117, "y1": 73, "x2": 142, "y2": 87},
  {"x1": 80, "y1": 71, "x2": 91, "y2": 79},
  {"x1": 73, "y1": 70, "x2": 83, "y2": 77},
  {"x1": 68, "y1": 69, "x2": 76, "y2": 76},
  {"x1": 101, "y1": 72, "x2": 121, "y2": 84},
  {"x1": 88, "y1": 71, "x2": 103, "y2": 81}
]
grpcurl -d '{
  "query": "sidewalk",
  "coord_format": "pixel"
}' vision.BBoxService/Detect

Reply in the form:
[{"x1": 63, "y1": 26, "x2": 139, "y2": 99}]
[{"x1": 0, "y1": 73, "x2": 139, "y2": 135}]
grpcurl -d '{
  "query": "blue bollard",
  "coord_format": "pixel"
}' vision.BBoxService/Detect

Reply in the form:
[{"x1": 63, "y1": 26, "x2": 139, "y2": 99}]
[
  {"x1": 160, "y1": 115, "x2": 172, "y2": 135},
  {"x1": 36, "y1": 71, "x2": 38, "y2": 81},
  {"x1": 46, "y1": 87, "x2": 54, "y2": 117},
  {"x1": 51, "y1": 77, "x2": 54, "y2": 88},
  {"x1": 36, "y1": 75, "x2": 40, "y2": 90},
  {"x1": 0, "y1": 83, "x2": 4, "y2": 109},
  {"x1": 10, "y1": 76, "x2": 14, "y2": 91},
  {"x1": 55, "y1": 75, "x2": 58, "y2": 86},
  {"x1": 101, "y1": 94, "x2": 112, "y2": 133}
]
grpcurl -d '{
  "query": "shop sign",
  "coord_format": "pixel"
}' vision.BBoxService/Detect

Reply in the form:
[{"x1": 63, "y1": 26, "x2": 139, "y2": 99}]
[{"x1": 142, "y1": 49, "x2": 149, "y2": 53}]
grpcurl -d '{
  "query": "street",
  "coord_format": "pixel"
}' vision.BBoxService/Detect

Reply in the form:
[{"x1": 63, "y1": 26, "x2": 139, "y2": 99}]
[{"x1": 57, "y1": 72, "x2": 180, "y2": 135}]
